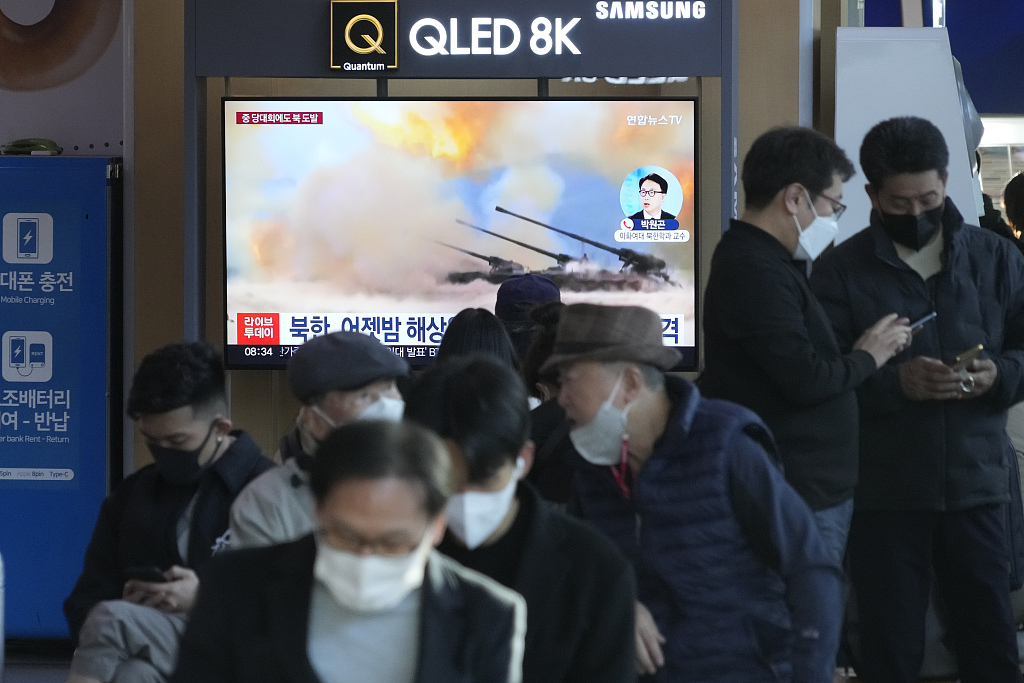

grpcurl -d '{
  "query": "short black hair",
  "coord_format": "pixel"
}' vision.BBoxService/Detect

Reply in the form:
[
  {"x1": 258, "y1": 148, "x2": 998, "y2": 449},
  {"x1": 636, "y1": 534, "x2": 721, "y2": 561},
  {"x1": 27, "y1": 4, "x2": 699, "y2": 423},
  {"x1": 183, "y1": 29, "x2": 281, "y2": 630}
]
[
  {"x1": 405, "y1": 356, "x2": 530, "y2": 484},
  {"x1": 742, "y1": 127, "x2": 855, "y2": 210},
  {"x1": 639, "y1": 173, "x2": 668, "y2": 194},
  {"x1": 1004, "y1": 174, "x2": 1024, "y2": 230},
  {"x1": 127, "y1": 342, "x2": 226, "y2": 419},
  {"x1": 310, "y1": 420, "x2": 452, "y2": 517},
  {"x1": 860, "y1": 116, "x2": 949, "y2": 189},
  {"x1": 437, "y1": 308, "x2": 519, "y2": 370}
]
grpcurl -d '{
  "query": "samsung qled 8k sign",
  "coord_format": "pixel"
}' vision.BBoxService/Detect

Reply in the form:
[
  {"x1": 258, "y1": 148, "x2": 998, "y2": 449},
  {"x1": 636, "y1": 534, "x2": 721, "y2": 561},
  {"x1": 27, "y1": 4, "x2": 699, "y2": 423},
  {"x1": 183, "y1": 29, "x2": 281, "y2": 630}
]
[
  {"x1": 224, "y1": 99, "x2": 699, "y2": 369},
  {"x1": 322, "y1": 0, "x2": 721, "y2": 78}
]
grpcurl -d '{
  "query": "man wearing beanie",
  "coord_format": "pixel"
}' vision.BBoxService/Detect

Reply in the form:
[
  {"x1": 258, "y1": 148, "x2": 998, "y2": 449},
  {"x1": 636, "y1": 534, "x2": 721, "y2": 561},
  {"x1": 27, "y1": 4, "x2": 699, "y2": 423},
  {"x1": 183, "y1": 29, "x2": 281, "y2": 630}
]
[
  {"x1": 549, "y1": 304, "x2": 840, "y2": 683},
  {"x1": 229, "y1": 331, "x2": 409, "y2": 549}
]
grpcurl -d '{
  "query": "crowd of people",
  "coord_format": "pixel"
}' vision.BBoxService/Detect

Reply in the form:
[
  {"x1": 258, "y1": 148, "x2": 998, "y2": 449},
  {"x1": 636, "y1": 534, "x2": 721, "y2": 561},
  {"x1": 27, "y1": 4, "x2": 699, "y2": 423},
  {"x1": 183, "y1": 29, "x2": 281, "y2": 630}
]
[{"x1": 60, "y1": 116, "x2": 1024, "y2": 683}]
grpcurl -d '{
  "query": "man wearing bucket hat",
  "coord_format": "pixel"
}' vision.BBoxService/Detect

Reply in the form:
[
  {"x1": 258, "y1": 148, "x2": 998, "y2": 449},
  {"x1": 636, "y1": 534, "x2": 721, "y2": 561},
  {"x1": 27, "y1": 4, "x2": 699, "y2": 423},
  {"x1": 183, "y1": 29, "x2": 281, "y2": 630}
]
[
  {"x1": 549, "y1": 303, "x2": 841, "y2": 683},
  {"x1": 229, "y1": 331, "x2": 409, "y2": 549}
]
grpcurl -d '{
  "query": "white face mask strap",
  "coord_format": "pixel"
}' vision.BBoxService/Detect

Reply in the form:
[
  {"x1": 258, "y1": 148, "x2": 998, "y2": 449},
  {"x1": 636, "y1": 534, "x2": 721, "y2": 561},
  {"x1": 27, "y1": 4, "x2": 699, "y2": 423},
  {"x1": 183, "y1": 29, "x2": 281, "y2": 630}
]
[
  {"x1": 802, "y1": 188, "x2": 820, "y2": 219},
  {"x1": 311, "y1": 404, "x2": 338, "y2": 429},
  {"x1": 609, "y1": 369, "x2": 636, "y2": 437},
  {"x1": 607, "y1": 369, "x2": 626, "y2": 406},
  {"x1": 792, "y1": 188, "x2": 817, "y2": 236}
]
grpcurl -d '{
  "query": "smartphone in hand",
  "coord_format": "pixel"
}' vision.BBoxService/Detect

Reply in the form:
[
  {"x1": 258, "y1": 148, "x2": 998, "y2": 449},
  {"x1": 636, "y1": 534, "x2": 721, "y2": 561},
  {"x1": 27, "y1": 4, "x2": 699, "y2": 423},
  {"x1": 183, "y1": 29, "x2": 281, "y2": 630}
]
[
  {"x1": 951, "y1": 344, "x2": 983, "y2": 373},
  {"x1": 910, "y1": 312, "x2": 937, "y2": 330},
  {"x1": 124, "y1": 566, "x2": 168, "y2": 584}
]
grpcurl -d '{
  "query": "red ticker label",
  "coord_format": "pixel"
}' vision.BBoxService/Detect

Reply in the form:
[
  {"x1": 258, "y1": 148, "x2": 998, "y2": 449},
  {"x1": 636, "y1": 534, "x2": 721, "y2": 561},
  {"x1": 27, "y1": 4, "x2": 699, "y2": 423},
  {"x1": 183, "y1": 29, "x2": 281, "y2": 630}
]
[
  {"x1": 236, "y1": 112, "x2": 323, "y2": 124},
  {"x1": 238, "y1": 313, "x2": 279, "y2": 344}
]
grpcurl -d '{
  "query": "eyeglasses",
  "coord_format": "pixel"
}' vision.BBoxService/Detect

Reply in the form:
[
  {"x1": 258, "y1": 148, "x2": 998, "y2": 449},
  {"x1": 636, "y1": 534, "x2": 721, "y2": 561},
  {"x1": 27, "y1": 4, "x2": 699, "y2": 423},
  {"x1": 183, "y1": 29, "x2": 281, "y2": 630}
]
[
  {"x1": 818, "y1": 193, "x2": 847, "y2": 220},
  {"x1": 321, "y1": 526, "x2": 427, "y2": 556},
  {"x1": 639, "y1": 189, "x2": 665, "y2": 197}
]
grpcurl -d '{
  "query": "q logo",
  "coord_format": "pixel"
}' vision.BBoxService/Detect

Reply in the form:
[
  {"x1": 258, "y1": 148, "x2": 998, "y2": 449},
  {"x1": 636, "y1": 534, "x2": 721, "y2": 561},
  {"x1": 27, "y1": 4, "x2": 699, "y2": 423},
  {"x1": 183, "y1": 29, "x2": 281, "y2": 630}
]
[
  {"x1": 345, "y1": 14, "x2": 385, "y2": 54},
  {"x1": 331, "y1": 0, "x2": 398, "y2": 71}
]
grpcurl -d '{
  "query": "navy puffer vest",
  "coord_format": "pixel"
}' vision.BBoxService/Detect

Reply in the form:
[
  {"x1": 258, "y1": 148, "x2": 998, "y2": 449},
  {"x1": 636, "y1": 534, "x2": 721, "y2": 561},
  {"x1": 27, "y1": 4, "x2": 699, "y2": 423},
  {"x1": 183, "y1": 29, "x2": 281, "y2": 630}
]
[{"x1": 575, "y1": 377, "x2": 794, "y2": 682}]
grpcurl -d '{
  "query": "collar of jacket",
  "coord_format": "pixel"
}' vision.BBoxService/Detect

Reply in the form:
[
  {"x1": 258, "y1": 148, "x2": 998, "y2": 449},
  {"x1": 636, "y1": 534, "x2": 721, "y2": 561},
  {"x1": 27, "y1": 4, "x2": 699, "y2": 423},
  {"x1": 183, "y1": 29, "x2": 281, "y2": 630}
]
[
  {"x1": 728, "y1": 218, "x2": 797, "y2": 263},
  {"x1": 654, "y1": 375, "x2": 703, "y2": 444},
  {"x1": 209, "y1": 430, "x2": 267, "y2": 495},
  {"x1": 868, "y1": 197, "x2": 966, "y2": 271},
  {"x1": 280, "y1": 427, "x2": 313, "y2": 472}
]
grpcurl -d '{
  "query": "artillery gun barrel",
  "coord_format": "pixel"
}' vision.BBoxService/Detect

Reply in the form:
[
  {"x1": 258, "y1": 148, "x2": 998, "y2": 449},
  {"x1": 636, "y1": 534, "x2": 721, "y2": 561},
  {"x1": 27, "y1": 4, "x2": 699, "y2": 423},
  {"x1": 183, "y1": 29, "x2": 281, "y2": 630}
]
[
  {"x1": 455, "y1": 219, "x2": 572, "y2": 265},
  {"x1": 434, "y1": 240, "x2": 522, "y2": 271},
  {"x1": 494, "y1": 206, "x2": 667, "y2": 272}
]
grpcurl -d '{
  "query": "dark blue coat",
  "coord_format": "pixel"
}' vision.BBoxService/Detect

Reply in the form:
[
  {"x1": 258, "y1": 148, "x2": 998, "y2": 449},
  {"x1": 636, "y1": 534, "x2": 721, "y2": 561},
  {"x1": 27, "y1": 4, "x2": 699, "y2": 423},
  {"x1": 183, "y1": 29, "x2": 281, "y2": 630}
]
[
  {"x1": 811, "y1": 201, "x2": 1024, "y2": 511},
  {"x1": 573, "y1": 377, "x2": 841, "y2": 683}
]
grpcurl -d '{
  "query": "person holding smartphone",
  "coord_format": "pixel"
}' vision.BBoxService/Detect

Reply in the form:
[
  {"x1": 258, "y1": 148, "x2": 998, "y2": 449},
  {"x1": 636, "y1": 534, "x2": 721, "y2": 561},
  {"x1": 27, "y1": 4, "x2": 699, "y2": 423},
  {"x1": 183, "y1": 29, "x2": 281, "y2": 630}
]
[
  {"x1": 812, "y1": 117, "x2": 1024, "y2": 683},
  {"x1": 702, "y1": 127, "x2": 912, "y2": 679},
  {"x1": 64, "y1": 343, "x2": 274, "y2": 683}
]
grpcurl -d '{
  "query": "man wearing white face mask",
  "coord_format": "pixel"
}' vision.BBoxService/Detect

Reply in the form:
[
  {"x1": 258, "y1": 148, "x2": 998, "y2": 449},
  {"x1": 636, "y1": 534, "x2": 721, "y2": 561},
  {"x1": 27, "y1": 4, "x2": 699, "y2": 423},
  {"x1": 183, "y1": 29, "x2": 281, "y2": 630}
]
[
  {"x1": 405, "y1": 356, "x2": 637, "y2": 683},
  {"x1": 702, "y1": 127, "x2": 912, "y2": 578},
  {"x1": 550, "y1": 304, "x2": 843, "y2": 683},
  {"x1": 171, "y1": 420, "x2": 526, "y2": 683},
  {"x1": 229, "y1": 331, "x2": 409, "y2": 549}
]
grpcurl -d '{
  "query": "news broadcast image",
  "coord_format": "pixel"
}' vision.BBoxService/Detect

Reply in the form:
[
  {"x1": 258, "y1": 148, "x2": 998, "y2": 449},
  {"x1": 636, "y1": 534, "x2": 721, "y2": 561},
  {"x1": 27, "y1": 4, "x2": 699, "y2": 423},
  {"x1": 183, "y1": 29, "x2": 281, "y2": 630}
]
[{"x1": 224, "y1": 99, "x2": 696, "y2": 367}]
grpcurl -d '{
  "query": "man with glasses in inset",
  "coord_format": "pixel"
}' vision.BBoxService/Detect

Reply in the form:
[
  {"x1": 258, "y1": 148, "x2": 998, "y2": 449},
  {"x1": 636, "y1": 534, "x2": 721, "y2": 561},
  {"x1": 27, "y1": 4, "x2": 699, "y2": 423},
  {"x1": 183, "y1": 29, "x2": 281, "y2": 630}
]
[
  {"x1": 629, "y1": 173, "x2": 676, "y2": 220},
  {"x1": 701, "y1": 126, "x2": 912, "y2": 677}
]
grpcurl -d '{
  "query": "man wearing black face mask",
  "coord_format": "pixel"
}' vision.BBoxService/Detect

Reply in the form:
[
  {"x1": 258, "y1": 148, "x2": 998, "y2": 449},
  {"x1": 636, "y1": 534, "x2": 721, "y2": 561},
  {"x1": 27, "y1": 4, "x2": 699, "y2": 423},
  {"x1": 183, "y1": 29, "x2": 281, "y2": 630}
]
[
  {"x1": 64, "y1": 342, "x2": 273, "y2": 683},
  {"x1": 812, "y1": 116, "x2": 1024, "y2": 683}
]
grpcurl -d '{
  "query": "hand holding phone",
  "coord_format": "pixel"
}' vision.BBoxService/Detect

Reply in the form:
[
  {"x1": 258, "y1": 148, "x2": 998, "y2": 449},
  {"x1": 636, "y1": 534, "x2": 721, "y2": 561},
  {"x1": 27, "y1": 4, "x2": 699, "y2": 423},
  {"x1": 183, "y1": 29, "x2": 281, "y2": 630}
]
[
  {"x1": 124, "y1": 566, "x2": 168, "y2": 584},
  {"x1": 910, "y1": 311, "x2": 937, "y2": 331},
  {"x1": 950, "y1": 344, "x2": 983, "y2": 374}
]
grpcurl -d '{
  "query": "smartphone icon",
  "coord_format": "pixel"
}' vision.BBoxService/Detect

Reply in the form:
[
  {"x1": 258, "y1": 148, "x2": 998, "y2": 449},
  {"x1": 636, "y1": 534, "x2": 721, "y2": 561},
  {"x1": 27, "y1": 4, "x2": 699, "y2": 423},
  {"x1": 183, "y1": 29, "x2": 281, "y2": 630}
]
[
  {"x1": 30, "y1": 343, "x2": 46, "y2": 367},
  {"x1": 9, "y1": 336, "x2": 26, "y2": 368},
  {"x1": 17, "y1": 218, "x2": 38, "y2": 259}
]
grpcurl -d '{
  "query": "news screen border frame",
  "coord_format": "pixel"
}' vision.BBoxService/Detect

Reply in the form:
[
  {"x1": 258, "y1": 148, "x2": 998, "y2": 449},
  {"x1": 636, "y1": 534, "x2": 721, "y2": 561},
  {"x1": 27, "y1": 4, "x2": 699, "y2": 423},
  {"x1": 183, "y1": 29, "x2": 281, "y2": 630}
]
[{"x1": 221, "y1": 95, "x2": 700, "y2": 373}]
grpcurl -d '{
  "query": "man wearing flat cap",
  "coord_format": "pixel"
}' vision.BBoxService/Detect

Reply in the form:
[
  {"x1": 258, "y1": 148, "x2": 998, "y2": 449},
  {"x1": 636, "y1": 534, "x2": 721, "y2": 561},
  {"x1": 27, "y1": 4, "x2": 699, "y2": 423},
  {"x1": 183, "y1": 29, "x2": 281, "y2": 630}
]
[
  {"x1": 551, "y1": 303, "x2": 841, "y2": 683},
  {"x1": 229, "y1": 331, "x2": 409, "y2": 549}
]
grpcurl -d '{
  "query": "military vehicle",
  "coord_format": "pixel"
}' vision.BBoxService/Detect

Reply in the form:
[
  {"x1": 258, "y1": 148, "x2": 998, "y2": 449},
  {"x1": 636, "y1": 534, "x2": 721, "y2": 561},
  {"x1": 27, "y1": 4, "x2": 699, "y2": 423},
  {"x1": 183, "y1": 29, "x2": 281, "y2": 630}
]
[
  {"x1": 434, "y1": 241, "x2": 525, "y2": 284},
  {"x1": 437, "y1": 209, "x2": 678, "y2": 291}
]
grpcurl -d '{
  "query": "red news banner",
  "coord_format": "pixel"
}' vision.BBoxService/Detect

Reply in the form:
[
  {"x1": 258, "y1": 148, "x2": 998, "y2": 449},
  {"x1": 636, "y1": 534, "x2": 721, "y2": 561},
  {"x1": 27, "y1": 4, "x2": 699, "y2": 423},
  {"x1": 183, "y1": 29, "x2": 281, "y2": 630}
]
[
  {"x1": 235, "y1": 112, "x2": 323, "y2": 124},
  {"x1": 238, "y1": 314, "x2": 279, "y2": 344}
]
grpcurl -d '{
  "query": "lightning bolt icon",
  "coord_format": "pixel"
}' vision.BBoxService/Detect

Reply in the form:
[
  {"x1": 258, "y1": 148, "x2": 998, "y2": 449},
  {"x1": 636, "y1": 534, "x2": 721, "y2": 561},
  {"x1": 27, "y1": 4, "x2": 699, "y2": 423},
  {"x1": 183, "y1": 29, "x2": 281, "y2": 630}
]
[
  {"x1": 23, "y1": 231, "x2": 32, "y2": 246},
  {"x1": 13, "y1": 346, "x2": 22, "y2": 359}
]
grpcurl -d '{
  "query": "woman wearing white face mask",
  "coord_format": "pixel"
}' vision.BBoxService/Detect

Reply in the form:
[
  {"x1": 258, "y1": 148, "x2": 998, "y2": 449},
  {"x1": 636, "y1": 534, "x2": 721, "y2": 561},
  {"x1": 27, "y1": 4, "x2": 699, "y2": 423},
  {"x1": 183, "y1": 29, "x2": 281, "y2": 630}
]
[
  {"x1": 405, "y1": 357, "x2": 638, "y2": 683},
  {"x1": 171, "y1": 420, "x2": 526, "y2": 683},
  {"x1": 228, "y1": 331, "x2": 409, "y2": 551}
]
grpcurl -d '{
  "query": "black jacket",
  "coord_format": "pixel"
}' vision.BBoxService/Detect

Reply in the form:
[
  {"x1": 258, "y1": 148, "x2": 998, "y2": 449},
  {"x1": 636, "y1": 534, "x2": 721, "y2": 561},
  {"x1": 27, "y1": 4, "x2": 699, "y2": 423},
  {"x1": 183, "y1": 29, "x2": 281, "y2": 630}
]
[
  {"x1": 629, "y1": 209, "x2": 676, "y2": 220},
  {"x1": 527, "y1": 400, "x2": 583, "y2": 504},
  {"x1": 170, "y1": 536, "x2": 527, "y2": 683},
  {"x1": 811, "y1": 201, "x2": 1024, "y2": 510},
  {"x1": 63, "y1": 431, "x2": 273, "y2": 640},
  {"x1": 701, "y1": 220, "x2": 876, "y2": 510},
  {"x1": 440, "y1": 482, "x2": 637, "y2": 683}
]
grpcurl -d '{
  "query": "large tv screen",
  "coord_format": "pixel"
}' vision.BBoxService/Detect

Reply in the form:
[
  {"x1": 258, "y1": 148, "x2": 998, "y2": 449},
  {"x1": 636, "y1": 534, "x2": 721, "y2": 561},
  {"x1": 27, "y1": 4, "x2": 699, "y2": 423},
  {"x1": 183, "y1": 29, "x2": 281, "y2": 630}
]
[{"x1": 223, "y1": 98, "x2": 698, "y2": 369}]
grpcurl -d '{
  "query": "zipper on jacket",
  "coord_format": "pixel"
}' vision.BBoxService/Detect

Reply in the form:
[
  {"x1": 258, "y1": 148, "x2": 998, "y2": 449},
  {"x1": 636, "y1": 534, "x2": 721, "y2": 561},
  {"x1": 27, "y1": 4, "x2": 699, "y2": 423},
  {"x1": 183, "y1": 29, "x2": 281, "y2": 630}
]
[{"x1": 930, "y1": 276, "x2": 948, "y2": 511}]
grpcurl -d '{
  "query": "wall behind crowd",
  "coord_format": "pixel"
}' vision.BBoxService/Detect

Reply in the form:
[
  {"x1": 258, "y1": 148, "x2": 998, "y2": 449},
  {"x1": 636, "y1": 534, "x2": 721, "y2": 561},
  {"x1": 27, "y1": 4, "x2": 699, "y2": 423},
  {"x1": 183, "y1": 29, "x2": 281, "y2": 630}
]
[
  {"x1": 0, "y1": 0, "x2": 840, "y2": 470},
  {"x1": 132, "y1": 0, "x2": 808, "y2": 469}
]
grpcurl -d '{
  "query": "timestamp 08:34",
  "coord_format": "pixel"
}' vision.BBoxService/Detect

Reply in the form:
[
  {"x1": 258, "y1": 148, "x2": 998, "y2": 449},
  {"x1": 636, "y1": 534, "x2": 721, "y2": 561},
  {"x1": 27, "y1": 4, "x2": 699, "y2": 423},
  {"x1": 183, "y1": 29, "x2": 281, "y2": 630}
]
[{"x1": 240, "y1": 345, "x2": 299, "y2": 358}]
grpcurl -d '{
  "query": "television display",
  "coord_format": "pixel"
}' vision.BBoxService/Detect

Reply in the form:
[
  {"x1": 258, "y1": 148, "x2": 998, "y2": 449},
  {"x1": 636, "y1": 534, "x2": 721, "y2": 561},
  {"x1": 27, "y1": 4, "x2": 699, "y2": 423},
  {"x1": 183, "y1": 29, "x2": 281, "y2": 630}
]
[{"x1": 223, "y1": 98, "x2": 698, "y2": 368}]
